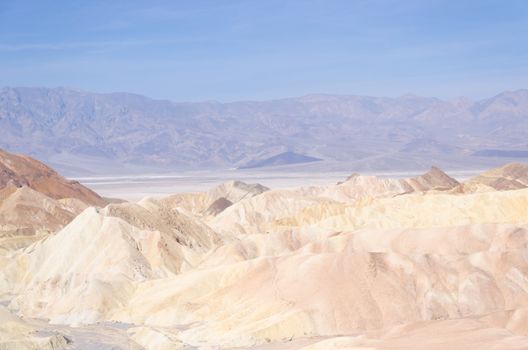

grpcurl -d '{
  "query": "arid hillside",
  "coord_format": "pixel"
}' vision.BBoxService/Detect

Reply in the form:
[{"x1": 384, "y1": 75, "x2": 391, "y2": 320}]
[
  {"x1": 1, "y1": 157, "x2": 528, "y2": 349},
  {"x1": 0, "y1": 148, "x2": 106, "y2": 206}
]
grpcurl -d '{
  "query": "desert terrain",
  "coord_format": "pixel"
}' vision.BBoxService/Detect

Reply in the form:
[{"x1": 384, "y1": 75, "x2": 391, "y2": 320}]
[
  {"x1": 2, "y1": 1, "x2": 527, "y2": 348},
  {"x1": 1, "y1": 148, "x2": 528, "y2": 349}
]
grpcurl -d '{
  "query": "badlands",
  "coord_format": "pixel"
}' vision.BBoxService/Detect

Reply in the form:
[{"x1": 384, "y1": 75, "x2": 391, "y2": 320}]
[{"x1": 1, "y1": 148, "x2": 528, "y2": 349}]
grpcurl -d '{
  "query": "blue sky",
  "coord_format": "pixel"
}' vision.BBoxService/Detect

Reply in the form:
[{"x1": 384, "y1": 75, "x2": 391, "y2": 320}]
[{"x1": 0, "y1": 0, "x2": 527, "y2": 101}]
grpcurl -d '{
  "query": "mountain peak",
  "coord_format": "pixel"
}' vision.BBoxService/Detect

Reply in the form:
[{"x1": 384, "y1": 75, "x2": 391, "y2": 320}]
[{"x1": 409, "y1": 166, "x2": 460, "y2": 190}]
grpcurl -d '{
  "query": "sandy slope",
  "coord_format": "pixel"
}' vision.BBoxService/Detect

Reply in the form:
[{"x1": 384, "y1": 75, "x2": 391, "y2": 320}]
[
  {"x1": 111, "y1": 223, "x2": 528, "y2": 347},
  {"x1": 2, "y1": 198, "x2": 226, "y2": 325},
  {"x1": 0, "y1": 186, "x2": 86, "y2": 238},
  {"x1": 298, "y1": 314, "x2": 528, "y2": 350},
  {"x1": 267, "y1": 187, "x2": 528, "y2": 234}
]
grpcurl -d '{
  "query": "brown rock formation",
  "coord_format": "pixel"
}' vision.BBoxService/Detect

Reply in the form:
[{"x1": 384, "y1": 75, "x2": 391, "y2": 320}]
[{"x1": 0, "y1": 148, "x2": 106, "y2": 206}]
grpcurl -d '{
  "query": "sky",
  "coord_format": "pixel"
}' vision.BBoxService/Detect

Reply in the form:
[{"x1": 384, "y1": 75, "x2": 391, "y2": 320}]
[{"x1": 0, "y1": 0, "x2": 527, "y2": 102}]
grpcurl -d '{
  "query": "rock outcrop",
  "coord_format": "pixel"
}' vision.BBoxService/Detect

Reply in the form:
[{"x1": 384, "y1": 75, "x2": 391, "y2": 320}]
[{"x1": 0, "y1": 148, "x2": 106, "y2": 207}]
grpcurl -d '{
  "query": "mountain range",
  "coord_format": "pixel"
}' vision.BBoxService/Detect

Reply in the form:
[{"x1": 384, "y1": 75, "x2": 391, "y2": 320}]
[{"x1": 1, "y1": 87, "x2": 527, "y2": 175}]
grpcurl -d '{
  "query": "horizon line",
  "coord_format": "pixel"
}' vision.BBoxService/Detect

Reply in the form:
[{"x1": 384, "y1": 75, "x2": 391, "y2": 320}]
[{"x1": 1, "y1": 85, "x2": 527, "y2": 105}]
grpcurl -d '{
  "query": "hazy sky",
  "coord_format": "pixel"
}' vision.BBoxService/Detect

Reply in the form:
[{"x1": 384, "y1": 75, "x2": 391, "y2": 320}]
[{"x1": 0, "y1": 0, "x2": 527, "y2": 101}]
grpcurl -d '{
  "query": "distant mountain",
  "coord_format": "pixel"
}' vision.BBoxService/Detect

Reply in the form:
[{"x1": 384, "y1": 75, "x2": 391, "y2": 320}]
[
  {"x1": 473, "y1": 150, "x2": 528, "y2": 158},
  {"x1": 0, "y1": 87, "x2": 527, "y2": 174},
  {"x1": 239, "y1": 151, "x2": 322, "y2": 169}
]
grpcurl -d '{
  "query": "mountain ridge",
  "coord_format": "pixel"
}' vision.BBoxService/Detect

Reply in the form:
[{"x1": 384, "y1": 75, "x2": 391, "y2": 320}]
[{"x1": 1, "y1": 86, "x2": 527, "y2": 174}]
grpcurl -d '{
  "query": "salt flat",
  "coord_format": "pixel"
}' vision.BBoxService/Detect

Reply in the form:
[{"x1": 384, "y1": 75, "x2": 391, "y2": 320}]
[{"x1": 73, "y1": 169, "x2": 481, "y2": 201}]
